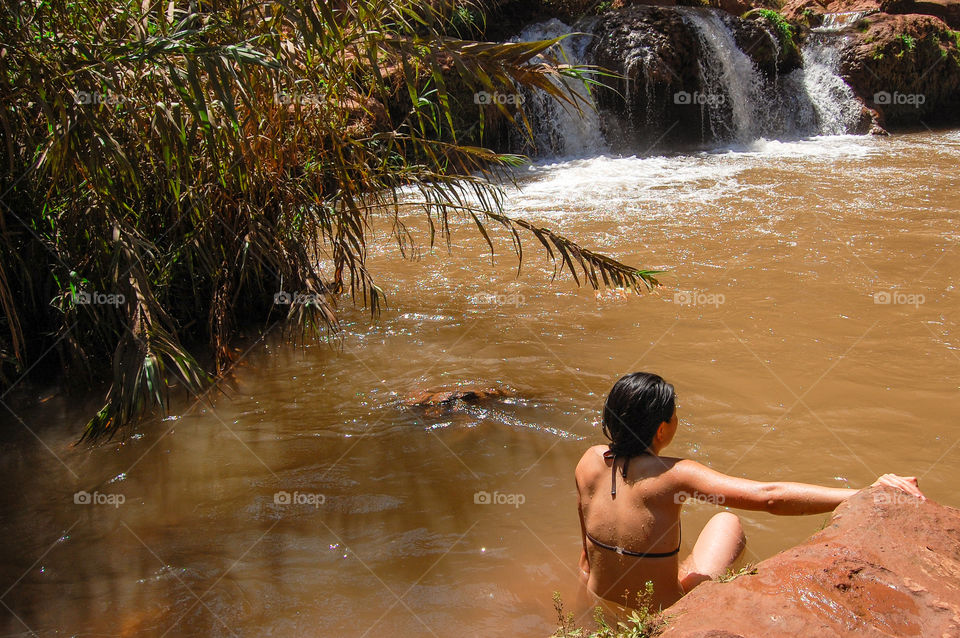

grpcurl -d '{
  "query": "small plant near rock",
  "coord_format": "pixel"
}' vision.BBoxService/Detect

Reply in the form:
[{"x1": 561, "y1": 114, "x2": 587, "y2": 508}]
[
  {"x1": 595, "y1": 0, "x2": 615, "y2": 13},
  {"x1": 551, "y1": 584, "x2": 667, "y2": 638},
  {"x1": 717, "y1": 564, "x2": 758, "y2": 582},
  {"x1": 896, "y1": 33, "x2": 917, "y2": 51},
  {"x1": 747, "y1": 9, "x2": 799, "y2": 58},
  {"x1": 448, "y1": 5, "x2": 484, "y2": 38},
  {"x1": 942, "y1": 29, "x2": 960, "y2": 64},
  {"x1": 797, "y1": 7, "x2": 822, "y2": 30}
]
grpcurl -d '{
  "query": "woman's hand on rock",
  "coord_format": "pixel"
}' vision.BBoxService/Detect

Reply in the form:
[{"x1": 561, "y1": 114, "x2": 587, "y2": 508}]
[{"x1": 872, "y1": 474, "x2": 925, "y2": 500}]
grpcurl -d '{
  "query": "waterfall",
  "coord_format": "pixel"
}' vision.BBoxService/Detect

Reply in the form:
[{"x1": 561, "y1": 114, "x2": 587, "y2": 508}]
[
  {"x1": 511, "y1": 19, "x2": 607, "y2": 158},
  {"x1": 512, "y1": 9, "x2": 867, "y2": 156},
  {"x1": 814, "y1": 11, "x2": 874, "y2": 33},
  {"x1": 676, "y1": 7, "x2": 863, "y2": 141},
  {"x1": 792, "y1": 34, "x2": 865, "y2": 135},
  {"x1": 676, "y1": 8, "x2": 770, "y2": 142}
]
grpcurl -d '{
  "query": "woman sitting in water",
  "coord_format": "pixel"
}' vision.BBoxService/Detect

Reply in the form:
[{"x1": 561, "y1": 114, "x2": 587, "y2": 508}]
[{"x1": 576, "y1": 372, "x2": 925, "y2": 609}]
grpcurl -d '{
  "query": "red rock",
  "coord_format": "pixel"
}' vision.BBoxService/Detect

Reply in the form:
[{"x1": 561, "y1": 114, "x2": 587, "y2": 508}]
[
  {"x1": 881, "y1": 0, "x2": 960, "y2": 27},
  {"x1": 402, "y1": 386, "x2": 513, "y2": 408},
  {"x1": 781, "y1": 0, "x2": 830, "y2": 23},
  {"x1": 842, "y1": 12, "x2": 960, "y2": 127},
  {"x1": 657, "y1": 486, "x2": 960, "y2": 638}
]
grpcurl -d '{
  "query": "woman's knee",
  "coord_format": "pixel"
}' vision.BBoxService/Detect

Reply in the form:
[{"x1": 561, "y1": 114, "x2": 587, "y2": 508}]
[
  {"x1": 709, "y1": 511, "x2": 743, "y2": 534},
  {"x1": 707, "y1": 512, "x2": 746, "y2": 552}
]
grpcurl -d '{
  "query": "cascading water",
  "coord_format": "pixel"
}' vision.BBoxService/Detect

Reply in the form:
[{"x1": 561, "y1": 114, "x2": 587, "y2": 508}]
[
  {"x1": 792, "y1": 34, "x2": 865, "y2": 135},
  {"x1": 511, "y1": 19, "x2": 607, "y2": 158},
  {"x1": 514, "y1": 9, "x2": 868, "y2": 156},
  {"x1": 675, "y1": 8, "x2": 864, "y2": 141},
  {"x1": 781, "y1": 12, "x2": 872, "y2": 135},
  {"x1": 675, "y1": 7, "x2": 771, "y2": 142},
  {"x1": 815, "y1": 11, "x2": 875, "y2": 33}
]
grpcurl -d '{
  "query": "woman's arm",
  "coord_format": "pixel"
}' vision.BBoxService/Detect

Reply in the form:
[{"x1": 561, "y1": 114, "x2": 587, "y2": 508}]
[{"x1": 673, "y1": 460, "x2": 923, "y2": 516}]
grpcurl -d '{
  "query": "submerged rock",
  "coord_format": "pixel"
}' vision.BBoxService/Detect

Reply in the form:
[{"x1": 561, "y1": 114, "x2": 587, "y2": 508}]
[
  {"x1": 658, "y1": 486, "x2": 960, "y2": 637},
  {"x1": 402, "y1": 386, "x2": 515, "y2": 410}
]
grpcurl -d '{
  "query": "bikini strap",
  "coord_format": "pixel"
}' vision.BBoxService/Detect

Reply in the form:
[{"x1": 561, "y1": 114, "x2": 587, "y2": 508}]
[
  {"x1": 604, "y1": 449, "x2": 630, "y2": 497},
  {"x1": 604, "y1": 450, "x2": 616, "y2": 496}
]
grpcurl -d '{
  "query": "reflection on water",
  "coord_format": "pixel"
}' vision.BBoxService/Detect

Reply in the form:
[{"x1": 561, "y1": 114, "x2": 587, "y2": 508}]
[{"x1": 1, "y1": 131, "x2": 959, "y2": 636}]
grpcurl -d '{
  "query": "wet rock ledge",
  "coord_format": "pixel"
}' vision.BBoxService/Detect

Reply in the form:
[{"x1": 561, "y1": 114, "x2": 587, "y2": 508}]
[{"x1": 658, "y1": 486, "x2": 960, "y2": 637}]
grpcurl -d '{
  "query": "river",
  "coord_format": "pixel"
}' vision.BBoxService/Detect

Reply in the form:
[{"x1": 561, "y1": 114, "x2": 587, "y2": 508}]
[{"x1": 1, "y1": 130, "x2": 958, "y2": 636}]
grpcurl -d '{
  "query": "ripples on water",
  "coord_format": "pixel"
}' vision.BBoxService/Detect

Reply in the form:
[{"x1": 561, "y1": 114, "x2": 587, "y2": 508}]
[{"x1": 1, "y1": 131, "x2": 959, "y2": 636}]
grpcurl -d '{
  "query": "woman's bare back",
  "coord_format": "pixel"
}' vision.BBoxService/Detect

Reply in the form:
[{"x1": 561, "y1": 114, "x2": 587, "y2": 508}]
[{"x1": 576, "y1": 445, "x2": 687, "y2": 608}]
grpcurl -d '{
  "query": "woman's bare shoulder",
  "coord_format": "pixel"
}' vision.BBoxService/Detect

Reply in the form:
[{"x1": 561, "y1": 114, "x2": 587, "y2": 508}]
[
  {"x1": 575, "y1": 445, "x2": 608, "y2": 478},
  {"x1": 640, "y1": 455, "x2": 693, "y2": 484}
]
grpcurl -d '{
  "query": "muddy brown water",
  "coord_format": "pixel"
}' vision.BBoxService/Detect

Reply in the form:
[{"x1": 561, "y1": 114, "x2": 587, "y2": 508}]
[{"x1": 1, "y1": 132, "x2": 958, "y2": 636}]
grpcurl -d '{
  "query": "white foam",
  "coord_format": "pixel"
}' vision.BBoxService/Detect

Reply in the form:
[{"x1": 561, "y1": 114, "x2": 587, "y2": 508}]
[
  {"x1": 504, "y1": 153, "x2": 746, "y2": 217},
  {"x1": 503, "y1": 134, "x2": 880, "y2": 219},
  {"x1": 723, "y1": 135, "x2": 878, "y2": 158}
]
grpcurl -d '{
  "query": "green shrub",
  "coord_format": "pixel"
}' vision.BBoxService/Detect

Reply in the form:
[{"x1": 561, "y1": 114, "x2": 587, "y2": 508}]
[{"x1": 0, "y1": 0, "x2": 659, "y2": 440}]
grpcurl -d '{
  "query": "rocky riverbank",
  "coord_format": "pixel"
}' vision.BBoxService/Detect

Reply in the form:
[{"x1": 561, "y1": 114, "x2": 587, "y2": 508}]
[
  {"x1": 470, "y1": 0, "x2": 960, "y2": 143},
  {"x1": 657, "y1": 486, "x2": 960, "y2": 637}
]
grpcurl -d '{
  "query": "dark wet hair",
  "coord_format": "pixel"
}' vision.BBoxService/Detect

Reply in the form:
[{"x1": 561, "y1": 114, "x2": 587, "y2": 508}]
[{"x1": 601, "y1": 372, "x2": 676, "y2": 457}]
